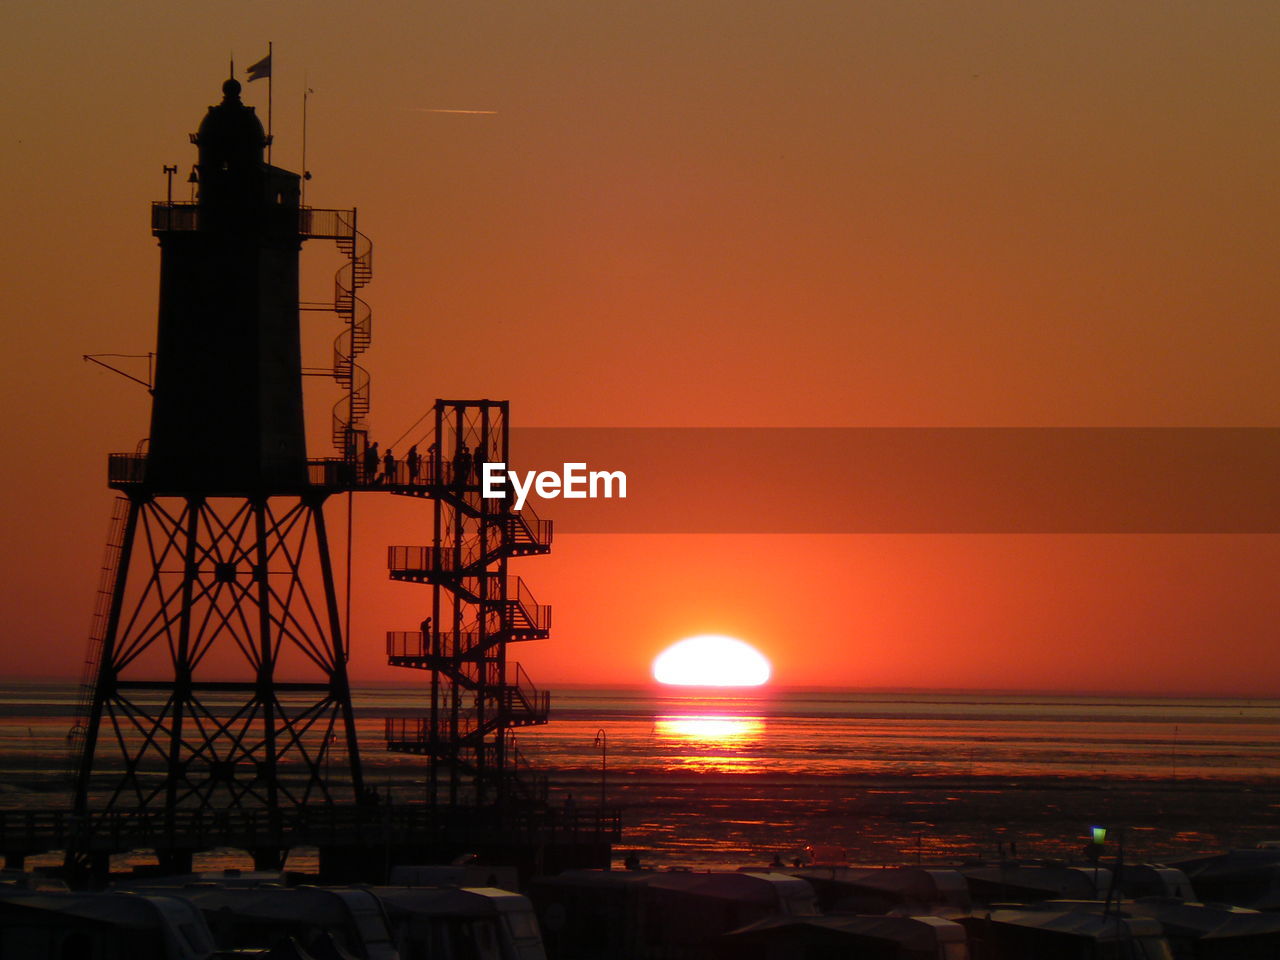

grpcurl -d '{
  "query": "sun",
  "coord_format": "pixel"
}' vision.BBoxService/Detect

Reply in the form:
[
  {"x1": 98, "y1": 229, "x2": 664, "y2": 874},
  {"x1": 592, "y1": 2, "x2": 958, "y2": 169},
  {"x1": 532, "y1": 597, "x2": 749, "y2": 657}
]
[{"x1": 652, "y1": 634, "x2": 772, "y2": 687}]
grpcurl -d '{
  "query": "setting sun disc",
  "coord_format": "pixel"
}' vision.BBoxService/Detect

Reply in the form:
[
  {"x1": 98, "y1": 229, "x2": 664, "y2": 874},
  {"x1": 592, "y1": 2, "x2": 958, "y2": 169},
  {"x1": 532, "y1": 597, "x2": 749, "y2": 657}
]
[{"x1": 652, "y1": 634, "x2": 772, "y2": 687}]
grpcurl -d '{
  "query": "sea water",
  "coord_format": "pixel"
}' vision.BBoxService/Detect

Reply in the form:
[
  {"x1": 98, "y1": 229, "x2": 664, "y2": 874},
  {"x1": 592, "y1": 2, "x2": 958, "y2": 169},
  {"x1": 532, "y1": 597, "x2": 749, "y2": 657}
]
[{"x1": 3, "y1": 682, "x2": 1278, "y2": 869}]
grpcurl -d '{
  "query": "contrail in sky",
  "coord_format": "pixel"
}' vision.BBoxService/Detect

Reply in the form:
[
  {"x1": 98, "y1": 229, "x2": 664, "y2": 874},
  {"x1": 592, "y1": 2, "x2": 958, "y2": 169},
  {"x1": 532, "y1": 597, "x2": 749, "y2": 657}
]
[{"x1": 408, "y1": 108, "x2": 498, "y2": 116}]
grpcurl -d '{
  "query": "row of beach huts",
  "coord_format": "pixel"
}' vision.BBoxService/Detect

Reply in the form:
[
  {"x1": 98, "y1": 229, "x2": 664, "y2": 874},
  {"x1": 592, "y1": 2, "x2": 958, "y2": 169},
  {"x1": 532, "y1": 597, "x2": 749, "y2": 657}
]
[{"x1": 6, "y1": 849, "x2": 1280, "y2": 958}]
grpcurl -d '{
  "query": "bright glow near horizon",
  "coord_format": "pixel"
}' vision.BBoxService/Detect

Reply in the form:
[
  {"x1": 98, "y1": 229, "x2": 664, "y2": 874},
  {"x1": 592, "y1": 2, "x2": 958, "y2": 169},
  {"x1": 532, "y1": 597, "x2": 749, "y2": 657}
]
[
  {"x1": 652, "y1": 634, "x2": 772, "y2": 687},
  {"x1": 655, "y1": 716, "x2": 765, "y2": 740}
]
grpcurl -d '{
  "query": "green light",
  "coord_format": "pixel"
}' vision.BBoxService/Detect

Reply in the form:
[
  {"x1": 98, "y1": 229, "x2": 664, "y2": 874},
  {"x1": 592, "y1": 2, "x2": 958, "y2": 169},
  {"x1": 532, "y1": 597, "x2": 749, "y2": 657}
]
[{"x1": 1091, "y1": 826, "x2": 1107, "y2": 844}]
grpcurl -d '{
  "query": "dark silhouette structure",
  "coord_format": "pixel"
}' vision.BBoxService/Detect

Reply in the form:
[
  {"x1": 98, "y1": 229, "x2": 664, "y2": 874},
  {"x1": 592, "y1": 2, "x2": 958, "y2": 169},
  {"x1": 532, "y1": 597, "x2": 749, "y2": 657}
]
[
  {"x1": 42, "y1": 77, "x2": 604, "y2": 881},
  {"x1": 66, "y1": 78, "x2": 372, "y2": 873},
  {"x1": 385, "y1": 402, "x2": 553, "y2": 807}
]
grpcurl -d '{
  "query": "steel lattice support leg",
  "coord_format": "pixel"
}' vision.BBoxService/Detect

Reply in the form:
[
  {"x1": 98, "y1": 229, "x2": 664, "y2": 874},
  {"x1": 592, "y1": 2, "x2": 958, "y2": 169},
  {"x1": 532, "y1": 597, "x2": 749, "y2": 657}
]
[{"x1": 69, "y1": 495, "x2": 365, "y2": 834}]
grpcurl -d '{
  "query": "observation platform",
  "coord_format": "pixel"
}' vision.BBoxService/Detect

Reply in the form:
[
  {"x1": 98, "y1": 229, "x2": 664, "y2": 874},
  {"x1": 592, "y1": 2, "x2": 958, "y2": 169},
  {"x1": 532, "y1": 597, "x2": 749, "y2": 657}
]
[
  {"x1": 106, "y1": 452, "x2": 554, "y2": 536},
  {"x1": 150, "y1": 202, "x2": 364, "y2": 241}
]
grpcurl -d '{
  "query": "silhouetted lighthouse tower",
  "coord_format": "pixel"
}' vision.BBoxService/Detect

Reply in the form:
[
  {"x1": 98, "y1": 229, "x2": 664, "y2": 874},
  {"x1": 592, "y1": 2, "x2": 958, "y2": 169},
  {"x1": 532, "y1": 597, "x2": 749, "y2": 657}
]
[
  {"x1": 69, "y1": 79, "x2": 371, "y2": 866},
  {"x1": 148, "y1": 77, "x2": 308, "y2": 491}
]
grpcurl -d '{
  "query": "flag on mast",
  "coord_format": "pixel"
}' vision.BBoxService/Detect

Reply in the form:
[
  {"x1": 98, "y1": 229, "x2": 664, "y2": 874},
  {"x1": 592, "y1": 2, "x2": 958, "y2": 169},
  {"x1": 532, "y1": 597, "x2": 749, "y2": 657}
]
[
  {"x1": 246, "y1": 52, "x2": 272, "y2": 82},
  {"x1": 246, "y1": 43, "x2": 274, "y2": 163}
]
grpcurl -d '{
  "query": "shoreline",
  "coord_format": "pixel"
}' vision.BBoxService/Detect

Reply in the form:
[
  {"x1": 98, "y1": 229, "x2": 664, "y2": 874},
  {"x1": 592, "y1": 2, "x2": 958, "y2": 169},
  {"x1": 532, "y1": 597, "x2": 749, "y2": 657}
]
[{"x1": 3, "y1": 771, "x2": 1277, "y2": 875}]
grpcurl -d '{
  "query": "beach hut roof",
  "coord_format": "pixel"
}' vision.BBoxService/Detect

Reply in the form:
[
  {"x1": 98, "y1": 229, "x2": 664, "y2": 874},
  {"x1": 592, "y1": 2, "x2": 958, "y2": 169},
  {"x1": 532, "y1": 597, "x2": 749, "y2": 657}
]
[
  {"x1": 978, "y1": 908, "x2": 1162, "y2": 940},
  {"x1": 539, "y1": 869, "x2": 659, "y2": 887},
  {"x1": 1127, "y1": 899, "x2": 1280, "y2": 940},
  {"x1": 371, "y1": 885, "x2": 529, "y2": 918},
  {"x1": 173, "y1": 884, "x2": 379, "y2": 924},
  {"x1": 1173, "y1": 849, "x2": 1280, "y2": 878},
  {"x1": 647, "y1": 871, "x2": 808, "y2": 905},
  {"x1": 962, "y1": 863, "x2": 1109, "y2": 899},
  {"x1": 0, "y1": 891, "x2": 179, "y2": 930},
  {"x1": 838, "y1": 866, "x2": 970, "y2": 899},
  {"x1": 723, "y1": 914, "x2": 965, "y2": 950}
]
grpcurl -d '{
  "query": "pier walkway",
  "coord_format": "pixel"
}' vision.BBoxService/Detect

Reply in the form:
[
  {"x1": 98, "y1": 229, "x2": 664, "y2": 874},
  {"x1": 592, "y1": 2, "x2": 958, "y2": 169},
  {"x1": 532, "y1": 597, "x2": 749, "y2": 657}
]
[
  {"x1": 1, "y1": 803, "x2": 620, "y2": 881},
  {"x1": 106, "y1": 453, "x2": 553, "y2": 510}
]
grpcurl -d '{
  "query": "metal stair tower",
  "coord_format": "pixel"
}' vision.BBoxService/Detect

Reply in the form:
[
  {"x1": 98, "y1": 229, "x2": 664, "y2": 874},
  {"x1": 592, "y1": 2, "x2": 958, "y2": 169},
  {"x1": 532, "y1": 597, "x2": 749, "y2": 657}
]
[{"x1": 384, "y1": 401, "x2": 554, "y2": 807}]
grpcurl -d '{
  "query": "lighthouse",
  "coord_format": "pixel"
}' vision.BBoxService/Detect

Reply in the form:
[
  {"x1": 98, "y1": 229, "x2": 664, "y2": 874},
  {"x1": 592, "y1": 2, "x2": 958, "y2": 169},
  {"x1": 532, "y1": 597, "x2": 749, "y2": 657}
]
[
  {"x1": 69, "y1": 79, "x2": 368, "y2": 872},
  {"x1": 148, "y1": 77, "x2": 307, "y2": 491}
]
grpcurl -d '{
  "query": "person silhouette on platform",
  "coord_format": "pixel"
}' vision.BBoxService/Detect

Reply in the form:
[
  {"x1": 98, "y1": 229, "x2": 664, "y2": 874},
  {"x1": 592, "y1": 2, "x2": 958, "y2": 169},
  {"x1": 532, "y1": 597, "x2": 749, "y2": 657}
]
[
  {"x1": 454, "y1": 444, "x2": 471, "y2": 488},
  {"x1": 407, "y1": 444, "x2": 421, "y2": 483},
  {"x1": 472, "y1": 441, "x2": 487, "y2": 482},
  {"x1": 363, "y1": 441, "x2": 379, "y2": 485},
  {"x1": 383, "y1": 447, "x2": 396, "y2": 484}
]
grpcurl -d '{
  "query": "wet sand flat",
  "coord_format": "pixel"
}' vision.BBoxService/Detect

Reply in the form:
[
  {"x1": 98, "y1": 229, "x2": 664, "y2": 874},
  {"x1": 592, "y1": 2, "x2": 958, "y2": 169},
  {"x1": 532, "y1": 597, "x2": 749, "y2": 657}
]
[{"x1": 600, "y1": 773, "x2": 1280, "y2": 867}]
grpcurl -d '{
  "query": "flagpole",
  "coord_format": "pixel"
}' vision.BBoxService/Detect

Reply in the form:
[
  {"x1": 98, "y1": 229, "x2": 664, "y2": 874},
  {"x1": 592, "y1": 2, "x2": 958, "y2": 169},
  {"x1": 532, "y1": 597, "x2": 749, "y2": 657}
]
[
  {"x1": 267, "y1": 41, "x2": 273, "y2": 165},
  {"x1": 301, "y1": 81, "x2": 311, "y2": 205}
]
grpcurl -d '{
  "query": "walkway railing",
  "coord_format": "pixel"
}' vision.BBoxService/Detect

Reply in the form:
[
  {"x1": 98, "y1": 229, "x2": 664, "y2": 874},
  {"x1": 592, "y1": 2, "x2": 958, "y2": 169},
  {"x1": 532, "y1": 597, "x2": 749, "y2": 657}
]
[
  {"x1": 386, "y1": 630, "x2": 483, "y2": 660},
  {"x1": 150, "y1": 203, "x2": 363, "y2": 241},
  {"x1": 388, "y1": 543, "x2": 485, "y2": 576},
  {"x1": 506, "y1": 577, "x2": 551, "y2": 632},
  {"x1": 108, "y1": 454, "x2": 555, "y2": 522}
]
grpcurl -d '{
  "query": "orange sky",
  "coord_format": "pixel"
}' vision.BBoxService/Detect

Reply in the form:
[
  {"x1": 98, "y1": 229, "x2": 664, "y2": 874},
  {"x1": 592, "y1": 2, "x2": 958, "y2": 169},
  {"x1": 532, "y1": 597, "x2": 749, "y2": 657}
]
[{"x1": 2, "y1": 2, "x2": 1279, "y2": 694}]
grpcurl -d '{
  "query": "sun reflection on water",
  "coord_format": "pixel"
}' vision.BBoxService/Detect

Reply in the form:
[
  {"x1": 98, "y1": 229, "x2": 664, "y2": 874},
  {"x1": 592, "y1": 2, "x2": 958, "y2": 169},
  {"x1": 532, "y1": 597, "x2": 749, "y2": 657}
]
[
  {"x1": 654, "y1": 714, "x2": 767, "y2": 773},
  {"x1": 656, "y1": 716, "x2": 765, "y2": 742}
]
